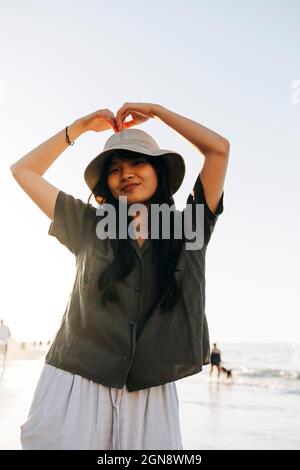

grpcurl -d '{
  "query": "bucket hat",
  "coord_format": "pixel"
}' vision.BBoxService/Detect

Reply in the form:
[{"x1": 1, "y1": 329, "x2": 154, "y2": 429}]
[{"x1": 84, "y1": 128, "x2": 186, "y2": 198}]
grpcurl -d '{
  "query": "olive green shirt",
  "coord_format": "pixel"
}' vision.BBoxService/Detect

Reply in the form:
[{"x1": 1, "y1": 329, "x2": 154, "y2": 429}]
[{"x1": 45, "y1": 175, "x2": 224, "y2": 391}]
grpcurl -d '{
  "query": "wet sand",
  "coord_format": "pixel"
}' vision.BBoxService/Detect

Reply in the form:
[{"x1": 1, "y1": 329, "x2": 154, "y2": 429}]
[
  {"x1": 0, "y1": 341, "x2": 47, "y2": 449},
  {"x1": 0, "y1": 342, "x2": 299, "y2": 450}
]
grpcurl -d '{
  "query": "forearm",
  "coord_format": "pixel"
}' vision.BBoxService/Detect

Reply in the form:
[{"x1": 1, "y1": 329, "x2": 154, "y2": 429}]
[
  {"x1": 10, "y1": 119, "x2": 85, "y2": 176},
  {"x1": 152, "y1": 104, "x2": 229, "y2": 155}
]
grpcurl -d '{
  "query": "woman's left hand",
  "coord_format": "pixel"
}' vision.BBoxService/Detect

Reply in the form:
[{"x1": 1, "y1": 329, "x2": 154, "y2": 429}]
[{"x1": 115, "y1": 102, "x2": 157, "y2": 132}]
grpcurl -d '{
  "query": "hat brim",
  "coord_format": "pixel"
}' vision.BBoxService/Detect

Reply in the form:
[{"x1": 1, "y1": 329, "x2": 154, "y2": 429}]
[{"x1": 84, "y1": 146, "x2": 186, "y2": 197}]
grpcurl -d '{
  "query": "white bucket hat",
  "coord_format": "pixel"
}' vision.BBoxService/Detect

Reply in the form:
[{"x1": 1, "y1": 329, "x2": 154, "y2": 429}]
[{"x1": 84, "y1": 128, "x2": 186, "y2": 197}]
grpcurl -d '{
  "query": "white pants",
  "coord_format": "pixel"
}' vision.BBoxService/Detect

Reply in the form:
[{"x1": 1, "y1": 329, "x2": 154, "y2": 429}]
[{"x1": 20, "y1": 364, "x2": 183, "y2": 450}]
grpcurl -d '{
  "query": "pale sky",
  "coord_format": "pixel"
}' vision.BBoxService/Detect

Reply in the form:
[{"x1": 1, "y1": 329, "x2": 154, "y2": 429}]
[{"x1": 0, "y1": 0, "x2": 299, "y2": 343}]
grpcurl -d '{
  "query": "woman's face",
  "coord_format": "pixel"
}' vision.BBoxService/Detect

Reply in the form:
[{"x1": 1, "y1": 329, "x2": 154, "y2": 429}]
[{"x1": 106, "y1": 153, "x2": 158, "y2": 206}]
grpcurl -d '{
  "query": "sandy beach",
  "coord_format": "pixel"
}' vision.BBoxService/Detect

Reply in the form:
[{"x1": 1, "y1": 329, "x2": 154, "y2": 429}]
[
  {"x1": 0, "y1": 341, "x2": 299, "y2": 450},
  {"x1": 1, "y1": 339, "x2": 48, "y2": 364}
]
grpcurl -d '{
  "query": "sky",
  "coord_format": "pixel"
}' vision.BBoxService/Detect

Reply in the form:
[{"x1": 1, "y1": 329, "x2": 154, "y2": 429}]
[{"x1": 0, "y1": 0, "x2": 299, "y2": 343}]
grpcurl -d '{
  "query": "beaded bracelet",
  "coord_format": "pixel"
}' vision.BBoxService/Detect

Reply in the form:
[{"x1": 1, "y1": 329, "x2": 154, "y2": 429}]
[{"x1": 65, "y1": 126, "x2": 75, "y2": 146}]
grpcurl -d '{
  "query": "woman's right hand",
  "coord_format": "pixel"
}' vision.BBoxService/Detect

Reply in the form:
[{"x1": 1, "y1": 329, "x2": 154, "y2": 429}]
[{"x1": 78, "y1": 108, "x2": 118, "y2": 133}]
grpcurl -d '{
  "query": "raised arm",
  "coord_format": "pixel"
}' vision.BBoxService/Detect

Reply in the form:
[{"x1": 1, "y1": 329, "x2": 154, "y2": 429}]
[
  {"x1": 113, "y1": 102, "x2": 230, "y2": 215},
  {"x1": 10, "y1": 121, "x2": 85, "y2": 220},
  {"x1": 152, "y1": 104, "x2": 230, "y2": 214},
  {"x1": 10, "y1": 108, "x2": 118, "y2": 220}
]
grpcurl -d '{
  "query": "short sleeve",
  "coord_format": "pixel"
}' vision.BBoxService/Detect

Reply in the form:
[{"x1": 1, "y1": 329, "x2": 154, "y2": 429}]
[
  {"x1": 185, "y1": 175, "x2": 224, "y2": 246},
  {"x1": 48, "y1": 190, "x2": 93, "y2": 255}
]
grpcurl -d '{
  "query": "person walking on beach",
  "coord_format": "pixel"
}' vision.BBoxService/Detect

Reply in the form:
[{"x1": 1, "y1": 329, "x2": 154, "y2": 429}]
[
  {"x1": 0, "y1": 319, "x2": 11, "y2": 370},
  {"x1": 209, "y1": 342, "x2": 222, "y2": 379},
  {"x1": 11, "y1": 102, "x2": 229, "y2": 450}
]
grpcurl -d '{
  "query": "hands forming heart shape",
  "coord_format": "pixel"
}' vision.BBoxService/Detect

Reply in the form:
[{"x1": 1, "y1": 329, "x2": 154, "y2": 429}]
[{"x1": 79, "y1": 102, "x2": 157, "y2": 134}]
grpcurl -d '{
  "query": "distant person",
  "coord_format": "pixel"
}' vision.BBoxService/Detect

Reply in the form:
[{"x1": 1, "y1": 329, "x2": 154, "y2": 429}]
[
  {"x1": 0, "y1": 319, "x2": 12, "y2": 367},
  {"x1": 209, "y1": 342, "x2": 222, "y2": 379}
]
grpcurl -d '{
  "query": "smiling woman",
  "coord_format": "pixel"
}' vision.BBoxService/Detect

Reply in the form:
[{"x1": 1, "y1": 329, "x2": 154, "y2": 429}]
[
  {"x1": 10, "y1": 104, "x2": 228, "y2": 450},
  {"x1": 106, "y1": 152, "x2": 158, "y2": 205}
]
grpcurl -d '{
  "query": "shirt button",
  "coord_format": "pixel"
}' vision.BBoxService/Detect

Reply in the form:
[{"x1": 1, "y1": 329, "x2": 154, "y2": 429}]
[
  {"x1": 128, "y1": 321, "x2": 136, "y2": 327},
  {"x1": 123, "y1": 355, "x2": 129, "y2": 361}
]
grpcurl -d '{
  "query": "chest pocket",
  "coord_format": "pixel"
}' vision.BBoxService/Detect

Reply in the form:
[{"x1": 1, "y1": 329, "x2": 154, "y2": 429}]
[{"x1": 76, "y1": 242, "x2": 115, "y2": 298}]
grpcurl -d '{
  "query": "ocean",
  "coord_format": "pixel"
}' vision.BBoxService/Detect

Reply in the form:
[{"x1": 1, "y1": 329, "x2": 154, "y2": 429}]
[
  {"x1": 0, "y1": 342, "x2": 299, "y2": 450},
  {"x1": 211, "y1": 342, "x2": 300, "y2": 395},
  {"x1": 177, "y1": 342, "x2": 300, "y2": 450}
]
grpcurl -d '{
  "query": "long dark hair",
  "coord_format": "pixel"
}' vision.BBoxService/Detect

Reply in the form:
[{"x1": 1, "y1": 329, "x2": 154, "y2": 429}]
[{"x1": 86, "y1": 149, "x2": 185, "y2": 314}]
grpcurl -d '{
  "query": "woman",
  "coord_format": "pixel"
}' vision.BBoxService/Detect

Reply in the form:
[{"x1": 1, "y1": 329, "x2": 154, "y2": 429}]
[{"x1": 10, "y1": 102, "x2": 230, "y2": 450}]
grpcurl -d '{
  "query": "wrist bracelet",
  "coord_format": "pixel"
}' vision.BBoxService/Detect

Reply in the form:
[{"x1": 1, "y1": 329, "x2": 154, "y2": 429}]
[{"x1": 65, "y1": 126, "x2": 75, "y2": 146}]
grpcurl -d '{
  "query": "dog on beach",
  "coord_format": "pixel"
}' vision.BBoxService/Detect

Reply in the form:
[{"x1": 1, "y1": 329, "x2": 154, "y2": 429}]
[{"x1": 220, "y1": 366, "x2": 233, "y2": 381}]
